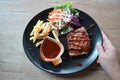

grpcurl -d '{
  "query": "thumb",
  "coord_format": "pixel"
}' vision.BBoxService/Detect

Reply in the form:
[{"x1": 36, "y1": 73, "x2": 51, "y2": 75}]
[{"x1": 97, "y1": 43, "x2": 104, "y2": 57}]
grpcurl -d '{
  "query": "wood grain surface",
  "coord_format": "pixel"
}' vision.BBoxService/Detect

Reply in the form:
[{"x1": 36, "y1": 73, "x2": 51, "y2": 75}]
[{"x1": 0, "y1": 0, "x2": 120, "y2": 80}]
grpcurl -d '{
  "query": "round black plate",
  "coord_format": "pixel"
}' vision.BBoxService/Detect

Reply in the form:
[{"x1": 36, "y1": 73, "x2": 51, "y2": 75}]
[{"x1": 23, "y1": 8, "x2": 102, "y2": 74}]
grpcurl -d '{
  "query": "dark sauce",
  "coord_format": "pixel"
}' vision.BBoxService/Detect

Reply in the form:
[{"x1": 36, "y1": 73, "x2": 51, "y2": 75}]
[
  {"x1": 42, "y1": 39, "x2": 60, "y2": 59},
  {"x1": 61, "y1": 58, "x2": 83, "y2": 66},
  {"x1": 72, "y1": 63, "x2": 83, "y2": 66},
  {"x1": 89, "y1": 33, "x2": 94, "y2": 38},
  {"x1": 86, "y1": 24, "x2": 96, "y2": 30},
  {"x1": 69, "y1": 60, "x2": 83, "y2": 66},
  {"x1": 86, "y1": 24, "x2": 96, "y2": 38}
]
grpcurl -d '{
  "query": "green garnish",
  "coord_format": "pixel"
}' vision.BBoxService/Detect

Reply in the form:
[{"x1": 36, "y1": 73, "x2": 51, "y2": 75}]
[{"x1": 54, "y1": 1, "x2": 79, "y2": 16}]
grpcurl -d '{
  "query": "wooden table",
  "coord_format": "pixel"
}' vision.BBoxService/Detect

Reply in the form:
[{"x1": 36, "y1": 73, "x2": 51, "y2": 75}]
[{"x1": 0, "y1": 0, "x2": 120, "y2": 80}]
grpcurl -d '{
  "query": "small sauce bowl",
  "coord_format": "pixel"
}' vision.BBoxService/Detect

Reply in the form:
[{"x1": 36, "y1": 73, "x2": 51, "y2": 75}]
[{"x1": 40, "y1": 36, "x2": 64, "y2": 66}]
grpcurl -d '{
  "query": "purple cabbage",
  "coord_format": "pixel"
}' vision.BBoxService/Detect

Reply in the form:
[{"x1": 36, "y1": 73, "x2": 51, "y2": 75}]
[{"x1": 70, "y1": 14, "x2": 81, "y2": 27}]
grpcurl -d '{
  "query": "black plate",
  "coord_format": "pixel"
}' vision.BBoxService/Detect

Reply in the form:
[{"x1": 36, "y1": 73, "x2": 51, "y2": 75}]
[{"x1": 23, "y1": 8, "x2": 102, "y2": 74}]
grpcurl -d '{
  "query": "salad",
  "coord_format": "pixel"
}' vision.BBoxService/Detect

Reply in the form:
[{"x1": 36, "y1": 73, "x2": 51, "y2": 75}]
[{"x1": 48, "y1": 2, "x2": 81, "y2": 34}]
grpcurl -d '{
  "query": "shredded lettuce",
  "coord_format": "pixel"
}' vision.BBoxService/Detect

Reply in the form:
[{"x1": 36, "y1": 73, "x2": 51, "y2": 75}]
[
  {"x1": 54, "y1": 2, "x2": 72, "y2": 9},
  {"x1": 54, "y1": 2, "x2": 79, "y2": 16},
  {"x1": 60, "y1": 26, "x2": 73, "y2": 34}
]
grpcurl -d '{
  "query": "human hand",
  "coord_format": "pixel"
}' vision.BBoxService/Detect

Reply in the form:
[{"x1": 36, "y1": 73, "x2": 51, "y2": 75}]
[{"x1": 97, "y1": 32, "x2": 120, "y2": 80}]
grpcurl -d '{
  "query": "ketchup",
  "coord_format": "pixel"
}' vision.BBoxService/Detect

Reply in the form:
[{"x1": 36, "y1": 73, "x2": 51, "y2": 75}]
[{"x1": 42, "y1": 39, "x2": 60, "y2": 59}]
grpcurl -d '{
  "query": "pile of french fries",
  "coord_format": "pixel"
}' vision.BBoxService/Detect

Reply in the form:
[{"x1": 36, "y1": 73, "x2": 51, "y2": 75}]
[{"x1": 30, "y1": 20, "x2": 60, "y2": 47}]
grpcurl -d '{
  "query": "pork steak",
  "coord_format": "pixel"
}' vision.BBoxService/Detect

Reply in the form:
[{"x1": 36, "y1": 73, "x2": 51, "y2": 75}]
[{"x1": 67, "y1": 27, "x2": 90, "y2": 57}]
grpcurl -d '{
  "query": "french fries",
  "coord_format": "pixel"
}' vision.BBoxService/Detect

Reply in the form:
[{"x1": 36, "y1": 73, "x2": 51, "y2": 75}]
[
  {"x1": 30, "y1": 20, "x2": 61, "y2": 47},
  {"x1": 36, "y1": 40, "x2": 43, "y2": 47},
  {"x1": 30, "y1": 20, "x2": 53, "y2": 47},
  {"x1": 33, "y1": 23, "x2": 46, "y2": 43},
  {"x1": 30, "y1": 20, "x2": 43, "y2": 36},
  {"x1": 52, "y1": 30, "x2": 60, "y2": 42}
]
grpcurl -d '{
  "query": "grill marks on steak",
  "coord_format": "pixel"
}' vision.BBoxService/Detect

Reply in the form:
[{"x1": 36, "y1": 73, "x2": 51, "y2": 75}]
[{"x1": 67, "y1": 27, "x2": 90, "y2": 57}]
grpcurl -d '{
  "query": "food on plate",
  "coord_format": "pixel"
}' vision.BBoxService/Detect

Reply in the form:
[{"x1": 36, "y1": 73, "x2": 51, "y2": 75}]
[
  {"x1": 67, "y1": 27, "x2": 90, "y2": 57},
  {"x1": 29, "y1": 2, "x2": 91, "y2": 66},
  {"x1": 40, "y1": 36, "x2": 64, "y2": 66}
]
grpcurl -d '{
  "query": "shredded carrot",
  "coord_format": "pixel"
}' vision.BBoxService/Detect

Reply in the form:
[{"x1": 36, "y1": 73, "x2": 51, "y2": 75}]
[{"x1": 48, "y1": 9, "x2": 65, "y2": 23}]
